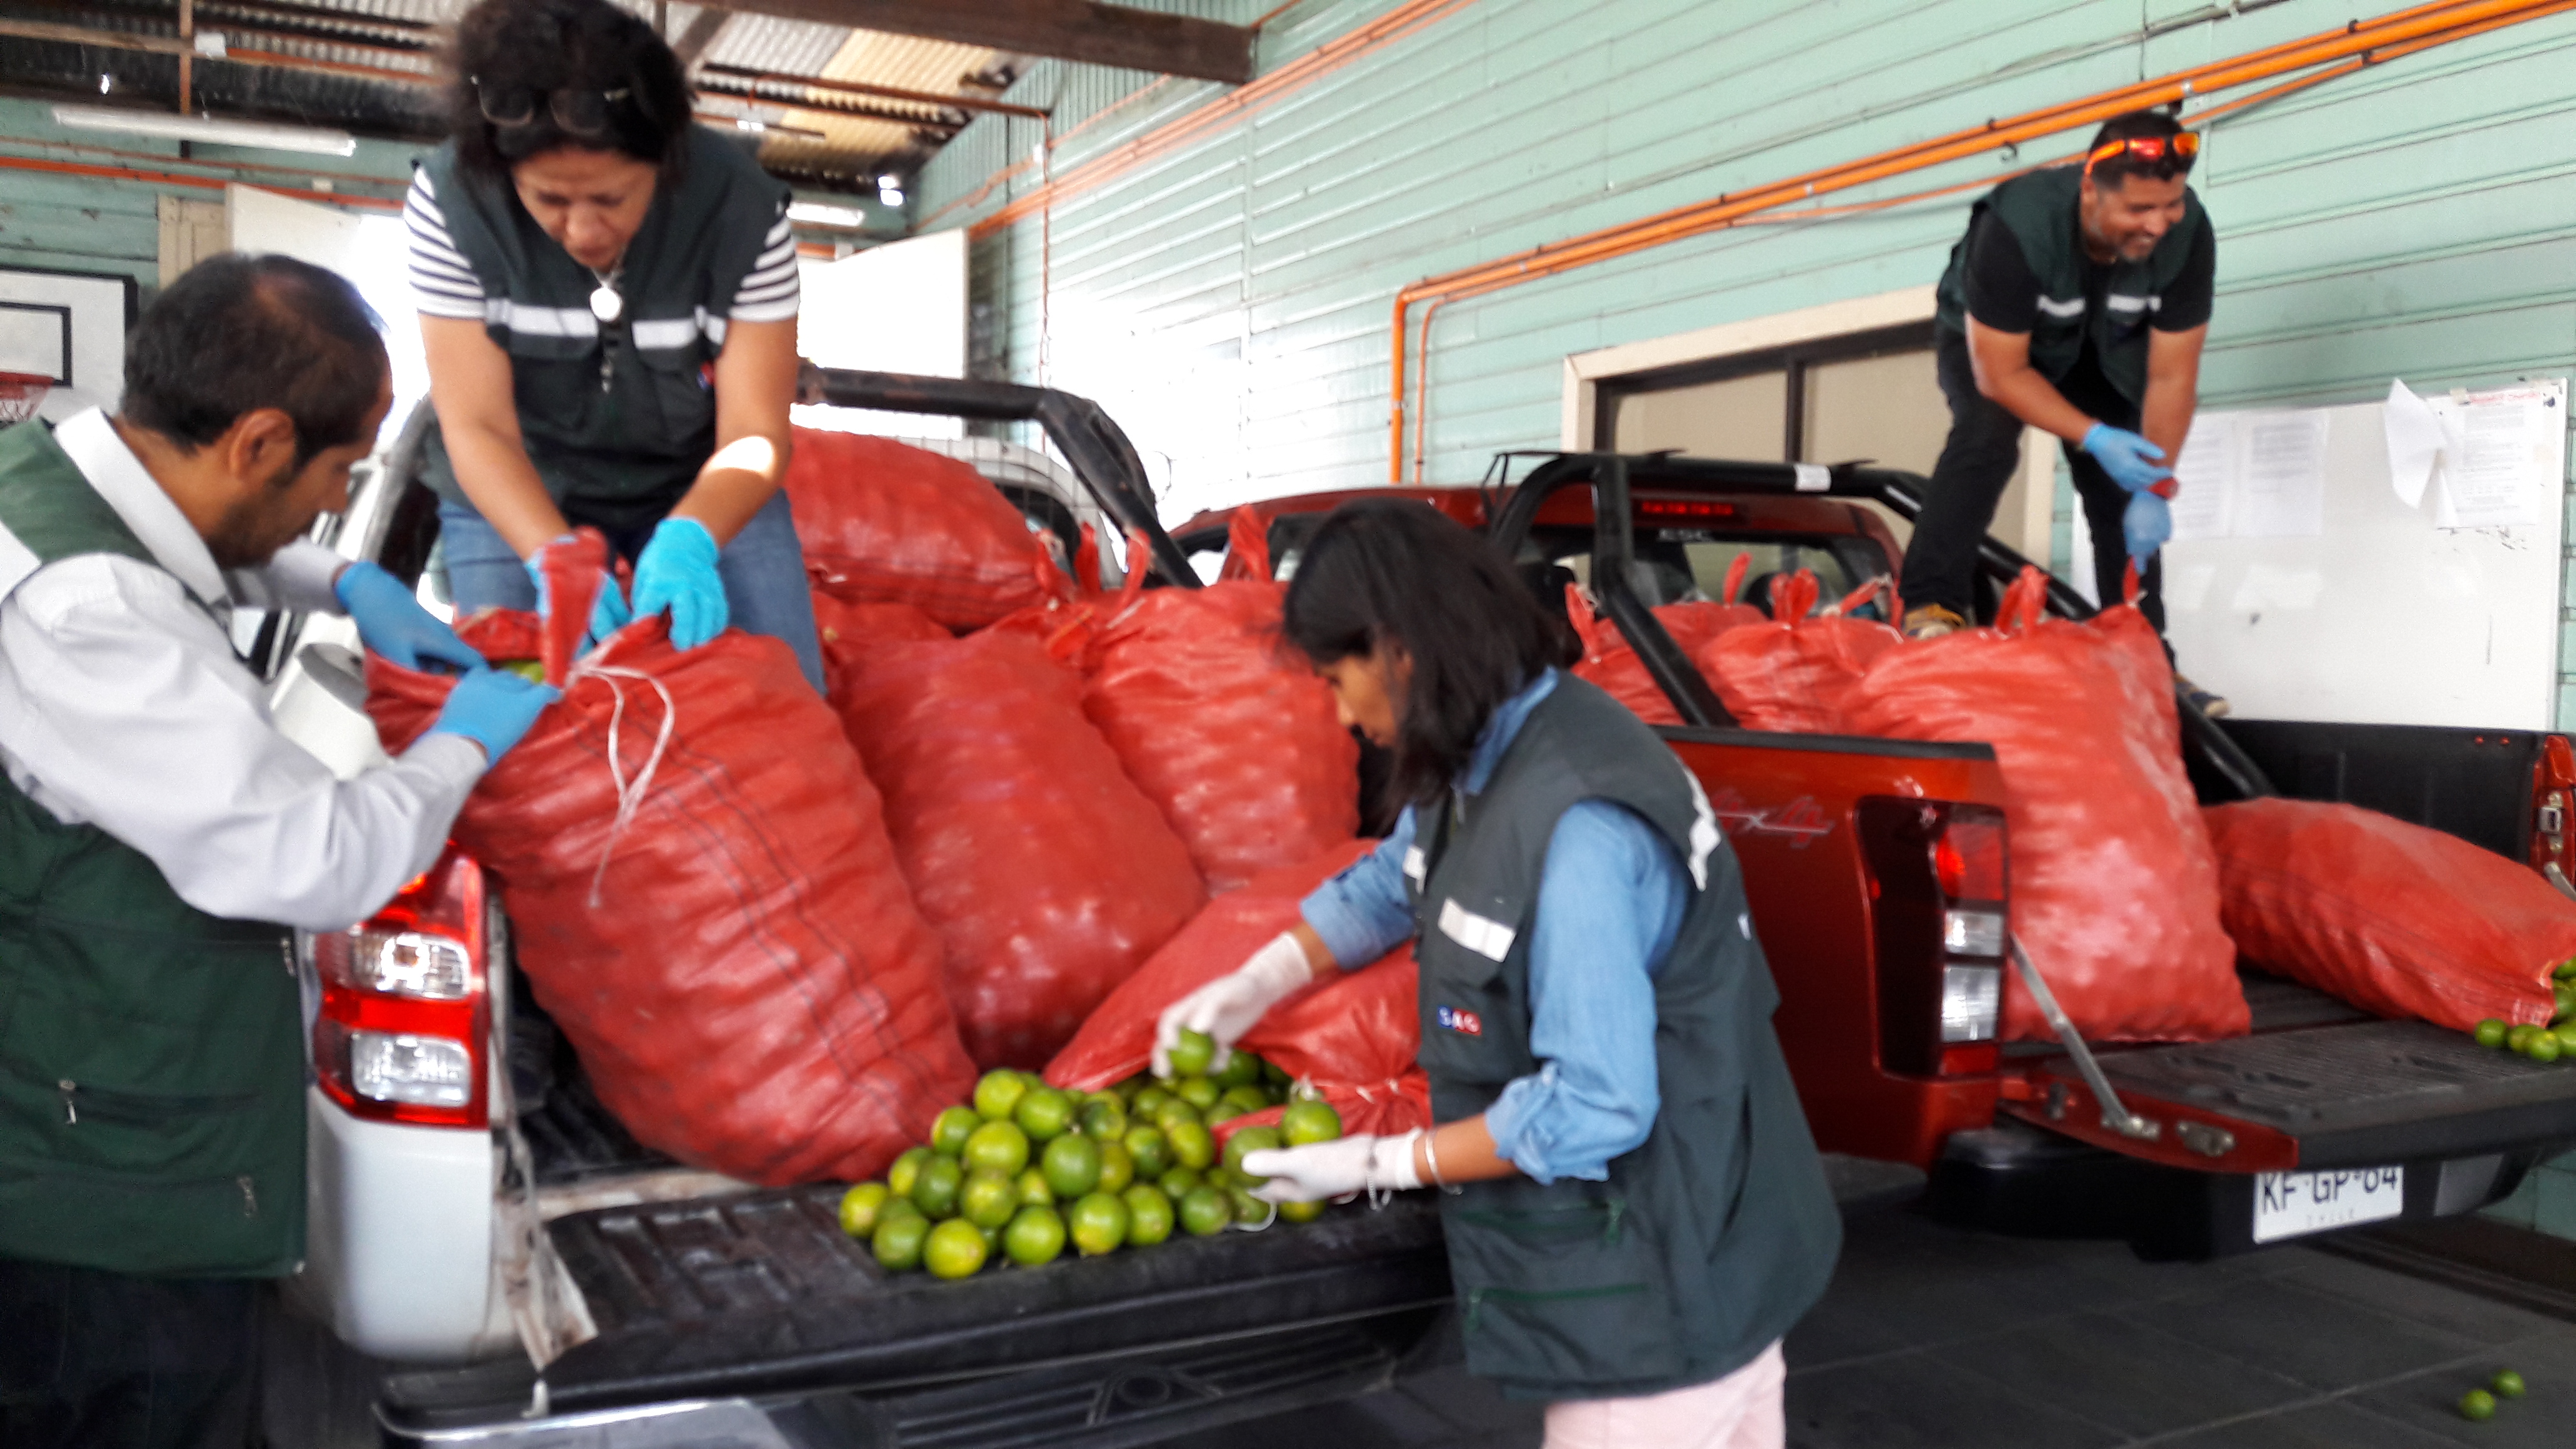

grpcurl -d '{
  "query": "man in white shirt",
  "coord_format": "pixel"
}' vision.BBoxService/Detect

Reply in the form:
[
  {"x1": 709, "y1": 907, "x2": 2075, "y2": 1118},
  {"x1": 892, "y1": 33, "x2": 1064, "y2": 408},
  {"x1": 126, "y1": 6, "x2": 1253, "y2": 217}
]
[{"x1": 0, "y1": 253, "x2": 555, "y2": 1448}]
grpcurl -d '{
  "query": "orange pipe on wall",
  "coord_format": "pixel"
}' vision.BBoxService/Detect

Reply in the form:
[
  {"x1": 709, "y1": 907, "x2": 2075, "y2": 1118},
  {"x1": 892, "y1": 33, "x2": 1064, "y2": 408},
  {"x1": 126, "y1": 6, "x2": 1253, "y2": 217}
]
[
  {"x1": 1387, "y1": 0, "x2": 2576, "y2": 480},
  {"x1": 0, "y1": 154, "x2": 402, "y2": 211}
]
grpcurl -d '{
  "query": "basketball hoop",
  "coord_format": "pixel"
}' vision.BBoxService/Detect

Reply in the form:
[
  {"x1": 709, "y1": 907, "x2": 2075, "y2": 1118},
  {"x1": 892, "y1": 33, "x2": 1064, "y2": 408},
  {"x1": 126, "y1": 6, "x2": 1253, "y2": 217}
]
[{"x1": 0, "y1": 373, "x2": 52, "y2": 426}]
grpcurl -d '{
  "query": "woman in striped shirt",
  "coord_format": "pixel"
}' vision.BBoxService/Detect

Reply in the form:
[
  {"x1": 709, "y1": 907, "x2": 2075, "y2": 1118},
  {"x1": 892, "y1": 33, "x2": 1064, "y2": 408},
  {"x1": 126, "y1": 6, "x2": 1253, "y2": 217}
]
[{"x1": 409, "y1": 0, "x2": 821, "y2": 687}]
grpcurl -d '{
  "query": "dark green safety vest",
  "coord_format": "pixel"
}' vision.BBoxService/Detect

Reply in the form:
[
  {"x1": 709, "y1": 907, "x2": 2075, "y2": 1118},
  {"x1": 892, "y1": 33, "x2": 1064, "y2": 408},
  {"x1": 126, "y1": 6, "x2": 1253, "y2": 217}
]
[
  {"x1": 0, "y1": 420, "x2": 306, "y2": 1277},
  {"x1": 1407, "y1": 676, "x2": 1840, "y2": 1400},
  {"x1": 419, "y1": 127, "x2": 791, "y2": 531},
  {"x1": 1933, "y1": 165, "x2": 2209, "y2": 409}
]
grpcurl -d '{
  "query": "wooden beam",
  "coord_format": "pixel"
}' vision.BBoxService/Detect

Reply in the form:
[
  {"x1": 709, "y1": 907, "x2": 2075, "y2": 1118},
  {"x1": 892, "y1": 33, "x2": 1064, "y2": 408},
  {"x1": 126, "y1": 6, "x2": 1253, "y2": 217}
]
[
  {"x1": 691, "y1": 0, "x2": 1254, "y2": 84},
  {"x1": 670, "y1": 6, "x2": 732, "y2": 65}
]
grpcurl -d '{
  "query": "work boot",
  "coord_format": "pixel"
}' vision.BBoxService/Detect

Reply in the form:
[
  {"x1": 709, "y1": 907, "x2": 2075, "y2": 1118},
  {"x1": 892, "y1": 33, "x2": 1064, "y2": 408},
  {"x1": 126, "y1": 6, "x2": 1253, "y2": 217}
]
[
  {"x1": 2177, "y1": 675, "x2": 2231, "y2": 718},
  {"x1": 1902, "y1": 604, "x2": 1966, "y2": 641}
]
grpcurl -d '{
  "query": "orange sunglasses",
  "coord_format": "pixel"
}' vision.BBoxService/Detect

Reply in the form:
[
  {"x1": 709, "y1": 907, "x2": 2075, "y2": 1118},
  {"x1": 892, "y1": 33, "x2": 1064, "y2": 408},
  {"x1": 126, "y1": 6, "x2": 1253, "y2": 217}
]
[{"x1": 2086, "y1": 131, "x2": 2200, "y2": 173}]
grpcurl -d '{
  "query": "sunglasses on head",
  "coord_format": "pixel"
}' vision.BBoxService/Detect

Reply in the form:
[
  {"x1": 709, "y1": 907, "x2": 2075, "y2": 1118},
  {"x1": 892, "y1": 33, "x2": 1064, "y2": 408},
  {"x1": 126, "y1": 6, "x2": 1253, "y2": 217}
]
[
  {"x1": 2086, "y1": 130, "x2": 2199, "y2": 174},
  {"x1": 472, "y1": 78, "x2": 633, "y2": 138}
]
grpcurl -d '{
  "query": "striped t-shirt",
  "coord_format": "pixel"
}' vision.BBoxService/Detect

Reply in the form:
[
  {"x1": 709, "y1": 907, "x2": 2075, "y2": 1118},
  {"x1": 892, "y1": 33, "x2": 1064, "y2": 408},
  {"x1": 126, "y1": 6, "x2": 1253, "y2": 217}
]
[{"x1": 404, "y1": 169, "x2": 800, "y2": 327}]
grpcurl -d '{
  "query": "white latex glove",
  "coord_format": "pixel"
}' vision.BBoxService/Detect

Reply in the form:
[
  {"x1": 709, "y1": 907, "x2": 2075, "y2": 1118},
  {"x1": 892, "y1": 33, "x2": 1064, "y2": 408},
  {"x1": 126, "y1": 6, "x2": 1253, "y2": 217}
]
[
  {"x1": 1153, "y1": 931, "x2": 1314, "y2": 1078},
  {"x1": 1245, "y1": 1131, "x2": 1424, "y2": 1203}
]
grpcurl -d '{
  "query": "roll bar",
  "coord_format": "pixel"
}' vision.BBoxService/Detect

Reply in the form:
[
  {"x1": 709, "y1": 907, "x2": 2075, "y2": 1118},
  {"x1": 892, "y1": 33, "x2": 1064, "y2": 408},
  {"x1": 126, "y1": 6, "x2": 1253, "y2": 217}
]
[{"x1": 1484, "y1": 451, "x2": 2274, "y2": 801}]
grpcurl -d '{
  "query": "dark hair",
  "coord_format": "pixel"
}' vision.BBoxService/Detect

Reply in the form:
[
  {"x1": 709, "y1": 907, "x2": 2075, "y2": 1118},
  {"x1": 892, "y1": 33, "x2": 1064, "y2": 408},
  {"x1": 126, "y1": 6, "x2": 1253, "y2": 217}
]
[
  {"x1": 122, "y1": 253, "x2": 387, "y2": 466},
  {"x1": 2084, "y1": 108, "x2": 2195, "y2": 189},
  {"x1": 1282, "y1": 499, "x2": 1578, "y2": 811},
  {"x1": 446, "y1": 0, "x2": 691, "y2": 182}
]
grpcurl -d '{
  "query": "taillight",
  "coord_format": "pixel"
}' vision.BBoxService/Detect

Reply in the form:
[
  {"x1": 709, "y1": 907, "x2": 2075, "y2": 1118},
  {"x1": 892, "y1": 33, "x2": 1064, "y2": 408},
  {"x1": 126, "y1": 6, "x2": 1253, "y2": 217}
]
[
  {"x1": 1858, "y1": 799, "x2": 2009, "y2": 1076},
  {"x1": 311, "y1": 848, "x2": 490, "y2": 1128}
]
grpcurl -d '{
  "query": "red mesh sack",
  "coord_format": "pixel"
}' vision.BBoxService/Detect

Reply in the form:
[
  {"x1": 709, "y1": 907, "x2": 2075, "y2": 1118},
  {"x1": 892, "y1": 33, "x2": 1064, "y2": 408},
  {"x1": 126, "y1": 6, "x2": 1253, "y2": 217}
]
[
  {"x1": 1704, "y1": 575, "x2": 1903, "y2": 733},
  {"x1": 364, "y1": 608, "x2": 974, "y2": 1186},
  {"x1": 2204, "y1": 799, "x2": 2569, "y2": 1031},
  {"x1": 807, "y1": 588, "x2": 949, "y2": 705},
  {"x1": 1845, "y1": 567, "x2": 2245, "y2": 1043},
  {"x1": 1080, "y1": 515, "x2": 1359, "y2": 893},
  {"x1": 836, "y1": 629, "x2": 1206, "y2": 1069},
  {"x1": 785, "y1": 427, "x2": 1070, "y2": 630},
  {"x1": 1568, "y1": 564, "x2": 1765, "y2": 726},
  {"x1": 1045, "y1": 841, "x2": 1428, "y2": 1138}
]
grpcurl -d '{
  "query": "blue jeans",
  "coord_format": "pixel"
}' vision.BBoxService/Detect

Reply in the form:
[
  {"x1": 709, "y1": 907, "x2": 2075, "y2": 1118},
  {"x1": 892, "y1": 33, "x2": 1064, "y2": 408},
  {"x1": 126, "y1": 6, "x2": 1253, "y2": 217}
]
[{"x1": 436, "y1": 491, "x2": 826, "y2": 692}]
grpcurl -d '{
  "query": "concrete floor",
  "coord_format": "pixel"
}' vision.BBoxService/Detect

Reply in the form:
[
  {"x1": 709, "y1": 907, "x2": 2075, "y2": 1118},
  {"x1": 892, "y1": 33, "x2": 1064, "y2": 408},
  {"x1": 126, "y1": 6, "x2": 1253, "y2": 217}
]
[{"x1": 1168, "y1": 1204, "x2": 2576, "y2": 1449}]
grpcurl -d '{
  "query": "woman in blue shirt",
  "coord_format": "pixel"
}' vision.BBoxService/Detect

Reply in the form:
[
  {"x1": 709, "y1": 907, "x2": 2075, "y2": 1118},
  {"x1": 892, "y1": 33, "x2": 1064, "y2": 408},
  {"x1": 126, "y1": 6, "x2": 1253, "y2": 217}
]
[{"x1": 1161, "y1": 499, "x2": 1837, "y2": 1448}]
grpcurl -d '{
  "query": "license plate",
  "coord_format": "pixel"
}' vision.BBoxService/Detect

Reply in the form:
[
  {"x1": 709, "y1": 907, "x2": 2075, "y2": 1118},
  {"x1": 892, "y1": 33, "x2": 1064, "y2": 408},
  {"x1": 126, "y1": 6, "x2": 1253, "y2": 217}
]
[{"x1": 2252, "y1": 1165, "x2": 2405, "y2": 1243}]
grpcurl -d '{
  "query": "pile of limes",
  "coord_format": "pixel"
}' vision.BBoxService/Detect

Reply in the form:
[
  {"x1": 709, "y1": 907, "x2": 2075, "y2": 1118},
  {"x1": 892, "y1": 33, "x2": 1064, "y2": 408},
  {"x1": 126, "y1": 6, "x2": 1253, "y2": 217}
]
[
  {"x1": 2457, "y1": 1368, "x2": 2525, "y2": 1421},
  {"x1": 836, "y1": 1030, "x2": 1345, "y2": 1281},
  {"x1": 2469, "y1": 958, "x2": 2576, "y2": 1062}
]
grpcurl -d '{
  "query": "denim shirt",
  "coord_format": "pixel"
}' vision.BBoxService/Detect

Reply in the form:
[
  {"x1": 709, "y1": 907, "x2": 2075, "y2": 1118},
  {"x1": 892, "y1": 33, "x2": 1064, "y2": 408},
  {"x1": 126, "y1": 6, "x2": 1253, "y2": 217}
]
[{"x1": 1300, "y1": 670, "x2": 1687, "y2": 1184}]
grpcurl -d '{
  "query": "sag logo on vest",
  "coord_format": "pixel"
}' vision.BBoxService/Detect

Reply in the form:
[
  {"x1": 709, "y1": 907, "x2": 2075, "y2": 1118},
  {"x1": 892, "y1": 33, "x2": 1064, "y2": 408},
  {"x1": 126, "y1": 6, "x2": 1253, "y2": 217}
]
[{"x1": 1436, "y1": 1005, "x2": 1484, "y2": 1037}]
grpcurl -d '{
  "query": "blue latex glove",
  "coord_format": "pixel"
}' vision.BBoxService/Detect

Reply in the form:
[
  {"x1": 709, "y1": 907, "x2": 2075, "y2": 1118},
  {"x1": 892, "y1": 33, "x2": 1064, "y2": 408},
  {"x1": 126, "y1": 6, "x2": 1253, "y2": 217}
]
[
  {"x1": 628, "y1": 517, "x2": 728, "y2": 650},
  {"x1": 524, "y1": 535, "x2": 631, "y2": 648},
  {"x1": 430, "y1": 668, "x2": 560, "y2": 763},
  {"x1": 335, "y1": 560, "x2": 483, "y2": 672},
  {"x1": 2079, "y1": 422, "x2": 2174, "y2": 494},
  {"x1": 2123, "y1": 490, "x2": 2172, "y2": 562}
]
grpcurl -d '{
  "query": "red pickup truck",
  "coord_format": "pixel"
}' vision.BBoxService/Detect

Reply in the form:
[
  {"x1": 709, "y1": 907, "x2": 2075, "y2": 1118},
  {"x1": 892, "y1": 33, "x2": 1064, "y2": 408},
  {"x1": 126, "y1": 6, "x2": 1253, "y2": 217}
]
[
  {"x1": 339, "y1": 374, "x2": 2576, "y2": 1442},
  {"x1": 1179, "y1": 447, "x2": 2576, "y2": 1261}
]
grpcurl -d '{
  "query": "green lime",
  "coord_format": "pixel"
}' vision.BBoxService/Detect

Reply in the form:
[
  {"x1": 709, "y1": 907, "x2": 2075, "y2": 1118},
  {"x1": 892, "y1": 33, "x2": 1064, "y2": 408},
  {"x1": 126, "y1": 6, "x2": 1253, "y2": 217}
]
[
  {"x1": 1132, "y1": 1085, "x2": 1172, "y2": 1118},
  {"x1": 1158, "y1": 1165, "x2": 1204, "y2": 1198},
  {"x1": 1166, "y1": 1028, "x2": 1216, "y2": 1080},
  {"x1": 1152, "y1": 1097, "x2": 1202, "y2": 1133},
  {"x1": 930, "y1": 1106, "x2": 982, "y2": 1157},
  {"x1": 924, "y1": 1217, "x2": 989, "y2": 1279},
  {"x1": 1004, "y1": 1204, "x2": 1066, "y2": 1266},
  {"x1": 1211, "y1": 1049, "x2": 1262, "y2": 1090},
  {"x1": 960, "y1": 1168, "x2": 1018, "y2": 1230},
  {"x1": 888, "y1": 1146, "x2": 930, "y2": 1199},
  {"x1": 1096, "y1": 1139, "x2": 1135, "y2": 1196},
  {"x1": 1178, "y1": 1185, "x2": 1231, "y2": 1237},
  {"x1": 2459, "y1": 1388, "x2": 2497, "y2": 1422},
  {"x1": 2531, "y1": 1033, "x2": 2563, "y2": 1064},
  {"x1": 1123, "y1": 1183, "x2": 1174, "y2": 1246},
  {"x1": 838, "y1": 1181, "x2": 891, "y2": 1238},
  {"x1": 499, "y1": 658, "x2": 547, "y2": 683},
  {"x1": 2509, "y1": 1024, "x2": 2541, "y2": 1053},
  {"x1": 2556, "y1": 1028, "x2": 2576, "y2": 1057},
  {"x1": 1015, "y1": 1086, "x2": 1075, "y2": 1141},
  {"x1": 1224, "y1": 1125, "x2": 1284, "y2": 1179},
  {"x1": 1219, "y1": 1084, "x2": 1272, "y2": 1120},
  {"x1": 1168, "y1": 1119, "x2": 1215, "y2": 1171},
  {"x1": 1123, "y1": 1125, "x2": 1173, "y2": 1180},
  {"x1": 973, "y1": 1069, "x2": 1030, "y2": 1121},
  {"x1": 979, "y1": 1222, "x2": 1001, "y2": 1252},
  {"x1": 2491, "y1": 1369, "x2": 2525, "y2": 1398},
  {"x1": 963, "y1": 1119, "x2": 1032, "y2": 1177},
  {"x1": 1228, "y1": 1185, "x2": 1272, "y2": 1227},
  {"x1": 1203, "y1": 1164, "x2": 1236, "y2": 1192},
  {"x1": 1068, "y1": 1191, "x2": 1130, "y2": 1256},
  {"x1": 1042, "y1": 1132, "x2": 1103, "y2": 1199},
  {"x1": 1282, "y1": 1100, "x2": 1343, "y2": 1146},
  {"x1": 1262, "y1": 1058, "x2": 1291, "y2": 1089},
  {"x1": 1080, "y1": 1095, "x2": 1128, "y2": 1143},
  {"x1": 872, "y1": 1210, "x2": 930, "y2": 1271},
  {"x1": 2557, "y1": 957, "x2": 2576, "y2": 980},
  {"x1": 1111, "y1": 1075, "x2": 1144, "y2": 1106},
  {"x1": 910, "y1": 1154, "x2": 964, "y2": 1218},
  {"x1": 1278, "y1": 1196, "x2": 1325, "y2": 1224},
  {"x1": 1016, "y1": 1166, "x2": 1055, "y2": 1208},
  {"x1": 2474, "y1": 1018, "x2": 2510, "y2": 1048},
  {"x1": 1176, "y1": 1076, "x2": 1222, "y2": 1111}
]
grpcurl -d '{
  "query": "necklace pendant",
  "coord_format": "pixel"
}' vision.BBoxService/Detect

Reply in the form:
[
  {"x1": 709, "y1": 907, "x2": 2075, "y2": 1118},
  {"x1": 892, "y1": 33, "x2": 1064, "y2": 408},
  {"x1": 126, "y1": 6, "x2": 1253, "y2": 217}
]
[{"x1": 589, "y1": 283, "x2": 623, "y2": 324}]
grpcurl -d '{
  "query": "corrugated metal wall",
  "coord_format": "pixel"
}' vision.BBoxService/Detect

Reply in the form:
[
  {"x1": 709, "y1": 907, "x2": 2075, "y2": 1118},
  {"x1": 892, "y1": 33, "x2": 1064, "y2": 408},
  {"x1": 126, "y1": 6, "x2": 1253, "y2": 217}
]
[{"x1": 922, "y1": 0, "x2": 2576, "y2": 1239}]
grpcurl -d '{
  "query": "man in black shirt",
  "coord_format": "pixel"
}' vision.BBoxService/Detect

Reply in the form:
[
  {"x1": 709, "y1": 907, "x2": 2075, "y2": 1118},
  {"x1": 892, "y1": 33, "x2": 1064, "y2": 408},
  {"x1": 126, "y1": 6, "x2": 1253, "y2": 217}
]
[{"x1": 1904, "y1": 108, "x2": 2225, "y2": 715}]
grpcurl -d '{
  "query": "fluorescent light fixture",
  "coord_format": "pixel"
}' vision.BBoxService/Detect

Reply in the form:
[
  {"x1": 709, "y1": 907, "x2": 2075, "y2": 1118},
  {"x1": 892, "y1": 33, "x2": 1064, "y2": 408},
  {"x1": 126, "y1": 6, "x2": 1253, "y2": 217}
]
[
  {"x1": 786, "y1": 200, "x2": 869, "y2": 228},
  {"x1": 52, "y1": 103, "x2": 356, "y2": 156},
  {"x1": 876, "y1": 173, "x2": 899, "y2": 189},
  {"x1": 878, "y1": 187, "x2": 905, "y2": 208}
]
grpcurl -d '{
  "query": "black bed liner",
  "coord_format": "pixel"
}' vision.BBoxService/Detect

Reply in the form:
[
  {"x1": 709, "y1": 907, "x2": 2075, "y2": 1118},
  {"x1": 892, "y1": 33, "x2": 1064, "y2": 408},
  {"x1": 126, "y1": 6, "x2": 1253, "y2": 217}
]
[
  {"x1": 522, "y1": 1189, "x2": 1448, "y2": 1412},
  {"x1": 2086, "y1": 1020, "x2": 2576, "y2": 1168}
]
